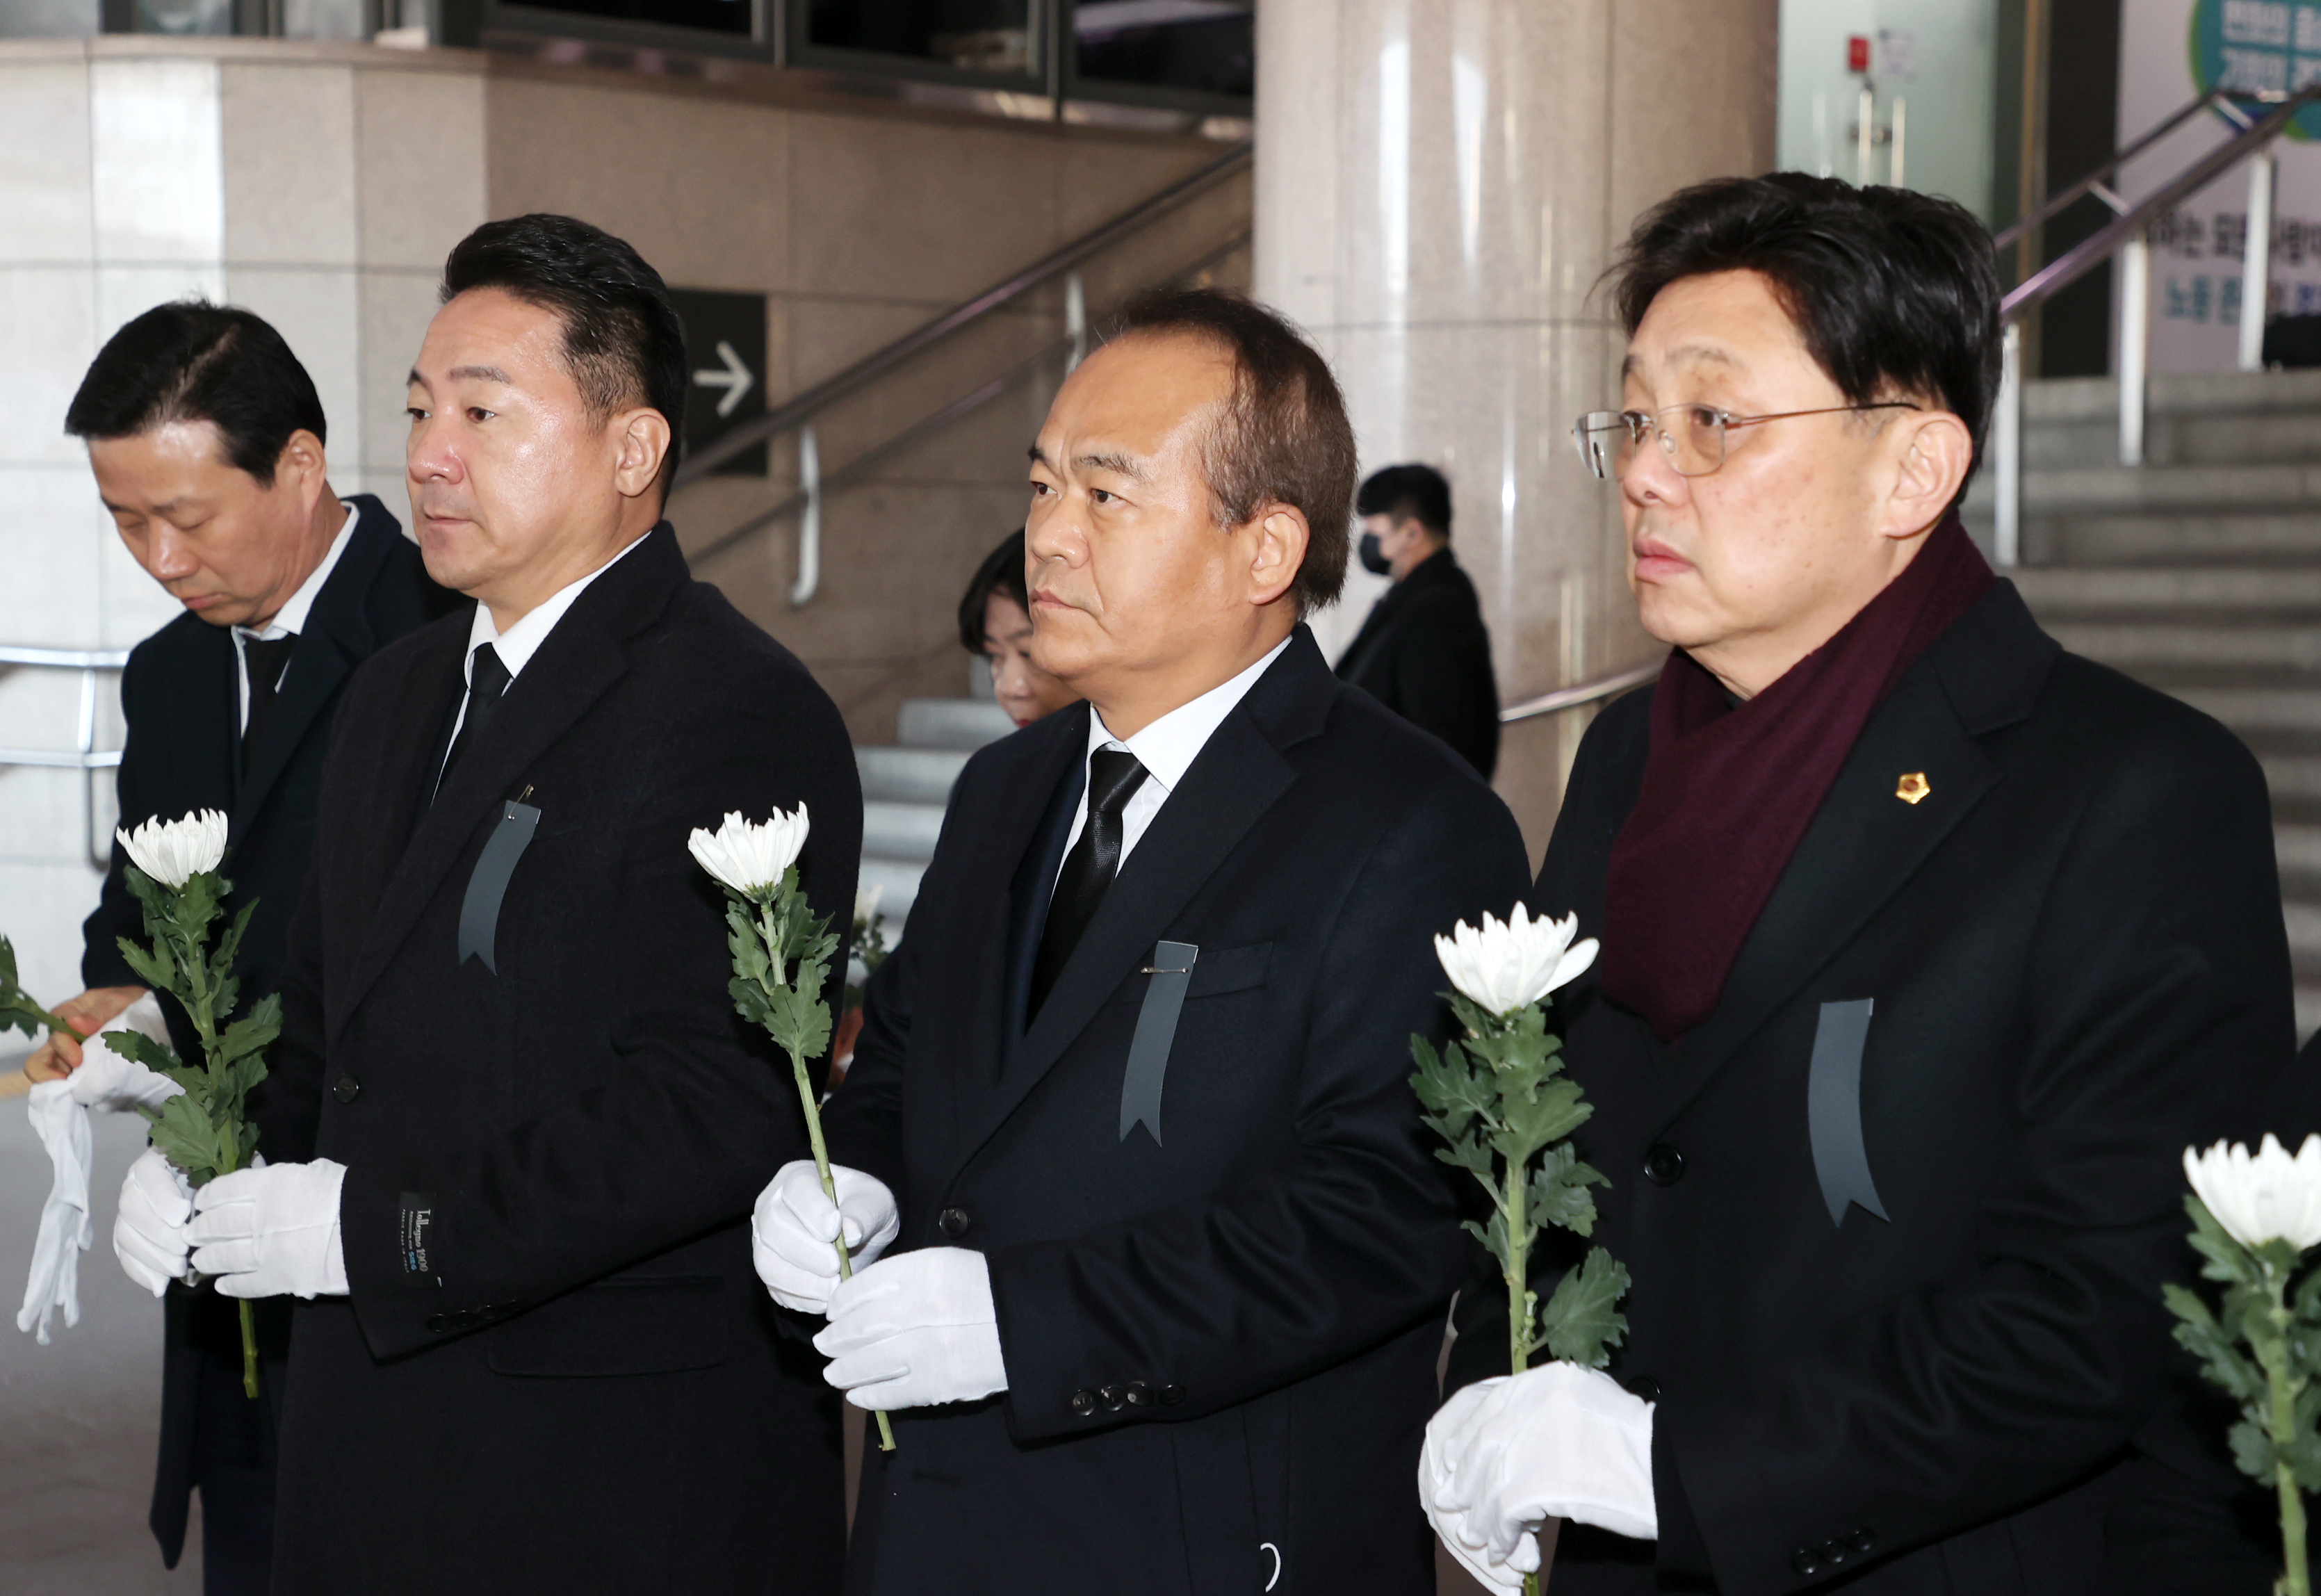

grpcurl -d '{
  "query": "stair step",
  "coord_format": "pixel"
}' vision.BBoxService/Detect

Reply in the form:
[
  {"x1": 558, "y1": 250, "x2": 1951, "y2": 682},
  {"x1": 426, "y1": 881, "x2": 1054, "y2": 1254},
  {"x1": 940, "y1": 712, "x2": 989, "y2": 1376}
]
[
  {"x1": 857, "y1": 746, "x2": 971, "y2": 806},
  {"x1": 1965, "y1": 462, "x2": 2321, "y2": 514},
  {"x1": 2044, "y1": 620, "x2": 2321, "y2": 674},
  {"x1": 2012, "y1": 566, "x2": 2321, "y2": 611},
  {"x1": 863, "y1": 799, "x2": 944, "y2": 864},
  {"x1": 898, "y1": 697, "x2": 1016, "y2": 751}
]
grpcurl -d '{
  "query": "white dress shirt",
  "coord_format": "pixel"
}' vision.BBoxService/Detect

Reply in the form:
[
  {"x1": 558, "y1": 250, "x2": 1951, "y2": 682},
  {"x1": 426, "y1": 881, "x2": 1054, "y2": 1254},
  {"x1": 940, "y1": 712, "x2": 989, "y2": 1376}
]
[
  {"x1": 229, "y1": 500, "x2": 355, "y2": 733},
  {"x1": 437, "y1": 532, "x2": 653, "y2": 765},
  {"x1": 1057, "y1": 634, "x2": 1294, "y2": 884}
]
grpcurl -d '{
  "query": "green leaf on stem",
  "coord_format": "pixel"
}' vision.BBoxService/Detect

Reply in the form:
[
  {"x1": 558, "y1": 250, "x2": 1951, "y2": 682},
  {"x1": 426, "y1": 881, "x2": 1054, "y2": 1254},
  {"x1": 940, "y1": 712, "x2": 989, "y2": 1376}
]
[
  {"x1": 1539, "y1": 1246, "x2": 1631, "y2": 1369},
  {"x1": 1529, "y1": 1144, "x2": 1609, "y2": 1239}
]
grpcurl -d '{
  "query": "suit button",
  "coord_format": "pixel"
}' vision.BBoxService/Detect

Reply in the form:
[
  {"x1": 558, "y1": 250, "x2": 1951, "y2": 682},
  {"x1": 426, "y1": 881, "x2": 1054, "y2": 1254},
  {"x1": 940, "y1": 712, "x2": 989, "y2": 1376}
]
[
  {"x1": 1628, "y1": 1375, "x2": 1661, "y2": 1402},
  {"x1": 1123, "y1": 1381, "x2": 1152, "y2": 1407},
  {"x1": 425, "y1": 1314, "x2": 449, "y2": 1333},
  {"x1": 1642, "y1": 1143, "x2": 1684, "y2": 1186},
  {"x1": 332, "y1": 1073, "x2": 361, "y2": 1103},
  {"x1": 1100, "y1": 1384, "x2": 1126, "y2": 1410},
  {"x1": 938, "y1": 1207, "x2": 972, "y2": 1239},
  {"x1": 1791, "y1": 1549, "x2": 1822, "y2": 1577},
  {"x1": 1158, "y1": 1383, "x2": 1186, "y2": 1406},
  {"x1": 1849, "y1": 1527, "x2": 1875, "y2": 1554},
  {"x1": 1070, "y1": 1390, "x2": 1098, "y2": 1417},
  {"x1": 1818, "y1": 1540, "x2": 1848, "y2": 1565}
]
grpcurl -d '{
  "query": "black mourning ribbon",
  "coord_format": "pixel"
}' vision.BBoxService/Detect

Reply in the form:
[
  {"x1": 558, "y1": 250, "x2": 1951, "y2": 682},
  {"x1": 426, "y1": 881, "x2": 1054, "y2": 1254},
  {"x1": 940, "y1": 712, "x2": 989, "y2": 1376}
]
[
  {"x1": 435, "y1": 642, "x2": 512, "y2": 801},
  {"x1": 1029, "y1": 746, "x2": 1150, "y2": 1022},
  {"x1": 238, "y1": 634, "x2": 298, "y2": 776}
]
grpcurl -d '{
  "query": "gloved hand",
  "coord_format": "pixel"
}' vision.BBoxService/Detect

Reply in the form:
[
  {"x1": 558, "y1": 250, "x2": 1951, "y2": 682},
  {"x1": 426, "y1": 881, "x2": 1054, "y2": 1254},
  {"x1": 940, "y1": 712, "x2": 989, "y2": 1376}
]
[
  {"x1": 188, "y1": 1159, "x2": 349, "y2": 1300},
  {"x1": 18, "y1": 1080, "x2": 94, "y2": 1342},
  {"x1": 65, "y1": 994, "x2": 181, "y2": 1113},
  {"x1": 814, "y1": 1246, "x2": 1007, "y2": 1410},
  {"x1": 1422, "y1": 1361, "x2": 1656, "y2": 1583},
  {"x1": 113, "y1": 1145, "x2": 194, "y2": 1297},
  {"x1": 751, "y1": 1159, "x2": 899, "y2": 1314}
]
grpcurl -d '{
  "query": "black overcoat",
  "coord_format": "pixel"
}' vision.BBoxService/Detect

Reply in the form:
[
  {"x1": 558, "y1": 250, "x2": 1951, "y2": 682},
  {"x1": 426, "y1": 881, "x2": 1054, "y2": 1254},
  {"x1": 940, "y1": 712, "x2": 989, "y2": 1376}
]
[
  {"x1": 1449, "y1": 583, "x2": 2299, "y2": 1594},
  {"x1": 822, "y1": 627, "x2": 1532, "y2": 1596},
  {"x1": 1333, "y1": 548, "x2": 1501, "y2": 778},
  {"x1": 254, "y1": 526, "x2": 859, "y2": 1594},
  {"x1": 79, "y1": 494, "x2": 456, "y2": 1570}
]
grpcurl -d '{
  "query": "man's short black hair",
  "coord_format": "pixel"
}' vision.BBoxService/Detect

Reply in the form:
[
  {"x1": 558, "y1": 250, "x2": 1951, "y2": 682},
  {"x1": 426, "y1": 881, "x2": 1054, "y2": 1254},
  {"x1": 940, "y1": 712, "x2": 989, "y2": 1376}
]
[
  {"x1": 65, "y1": 301, "x2": 327, "y2": 488},
  {"x1": 1103, "y1": 286, "x2": 1356, "y2": 617},
  {"x1": 959, "y1": 528, "x2": 1030, "y2": 653},
  {"x1": 1611, "y1": 174, "x2": 2002, "y2": 495},
  {"x1": 440, "y1": 213, "x2": 688, "y2": 501},
  {"x1": 1356, "y1": 463, "x2": 1452, "y2": 539}
]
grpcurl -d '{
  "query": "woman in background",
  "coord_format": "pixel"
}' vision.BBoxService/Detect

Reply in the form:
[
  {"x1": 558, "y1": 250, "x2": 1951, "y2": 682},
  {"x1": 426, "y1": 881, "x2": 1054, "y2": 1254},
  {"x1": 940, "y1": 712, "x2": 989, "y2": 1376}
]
[{"x1": 959, "y1": 528, "x2": 1079, "y2": 726}]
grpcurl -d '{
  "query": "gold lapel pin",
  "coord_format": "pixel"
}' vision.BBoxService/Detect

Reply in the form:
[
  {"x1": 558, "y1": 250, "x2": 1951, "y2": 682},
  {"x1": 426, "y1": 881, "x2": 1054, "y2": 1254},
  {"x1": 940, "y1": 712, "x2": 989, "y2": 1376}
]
[{"x1": 1896, "y1": 772, "x2": 1930, "y2": 805}]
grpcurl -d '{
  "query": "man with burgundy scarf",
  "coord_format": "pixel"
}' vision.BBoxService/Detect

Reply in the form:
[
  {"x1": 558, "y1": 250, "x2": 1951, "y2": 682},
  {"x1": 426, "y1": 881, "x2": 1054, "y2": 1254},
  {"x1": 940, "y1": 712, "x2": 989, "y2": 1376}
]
[{"x1": 1425, "y1": 175, "x2": 2295, "y2": 1593}]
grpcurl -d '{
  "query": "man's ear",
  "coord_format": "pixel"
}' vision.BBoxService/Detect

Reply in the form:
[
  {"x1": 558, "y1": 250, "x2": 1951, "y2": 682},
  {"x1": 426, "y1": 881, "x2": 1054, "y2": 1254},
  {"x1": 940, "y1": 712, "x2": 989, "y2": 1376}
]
[
  {"x1": 275, "y1": 429, "x2": 329, "y2": 510},
  {"x1": 1248, "y1": 503, "x2": 1310, "y2": 608},
  {"x1": 1880, "y1": 409, "x2": 1975, "y2": 541},
  {"x1": 612, "y1": 408, "x2": 673, "y2": 502}
]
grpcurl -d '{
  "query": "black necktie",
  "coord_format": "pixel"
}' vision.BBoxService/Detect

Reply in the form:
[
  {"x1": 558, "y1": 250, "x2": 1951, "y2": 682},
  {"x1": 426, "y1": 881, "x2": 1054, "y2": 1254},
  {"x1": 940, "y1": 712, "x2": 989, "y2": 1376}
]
[
  {"x1": 1029, "y1": 747, "x2": 1150, "y2": 1022},
  {"x1": 239, "y1": 634, "x2": 298, "y2": 776},
  {"x1": 436, "y1": 643, "x2": 512, "y2": 799}
]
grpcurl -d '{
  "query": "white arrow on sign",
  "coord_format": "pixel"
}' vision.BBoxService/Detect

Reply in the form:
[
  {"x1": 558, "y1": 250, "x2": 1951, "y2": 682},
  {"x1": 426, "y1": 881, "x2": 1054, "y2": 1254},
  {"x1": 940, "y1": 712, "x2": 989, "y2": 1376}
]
[{"x1": 693, "y1": 339, "x2": 755, "y2": 418}]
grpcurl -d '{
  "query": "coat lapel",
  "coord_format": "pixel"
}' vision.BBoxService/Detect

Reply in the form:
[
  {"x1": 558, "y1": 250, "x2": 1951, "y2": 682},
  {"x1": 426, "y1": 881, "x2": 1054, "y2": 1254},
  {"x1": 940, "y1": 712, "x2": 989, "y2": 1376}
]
[
  {"x1": 944, "y1": 633, "x2": 1336, "y2": 1185},
  {"x1": 230, "y1": 503, "x2": 396, "y2": 847},
  {"x1": 1647, "y1": 585, "x2": 2060, "y2": 1126},
  {"x1": 329, "y1": 529, "x2": 685, "y2": 1037}
]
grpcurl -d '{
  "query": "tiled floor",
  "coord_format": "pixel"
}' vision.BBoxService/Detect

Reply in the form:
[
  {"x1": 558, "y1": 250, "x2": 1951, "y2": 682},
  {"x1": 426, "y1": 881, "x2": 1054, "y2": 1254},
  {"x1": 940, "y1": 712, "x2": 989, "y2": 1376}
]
[{"x1": 0, "y1": 1066, "x2": 201, "y2": 1595}]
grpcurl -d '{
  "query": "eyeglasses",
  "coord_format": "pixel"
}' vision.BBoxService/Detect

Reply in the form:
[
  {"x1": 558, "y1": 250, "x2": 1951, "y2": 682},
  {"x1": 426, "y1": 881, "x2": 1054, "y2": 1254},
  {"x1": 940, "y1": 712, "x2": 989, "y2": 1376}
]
[{"x1": 1570, "y1": 402, "x2": 1921, "y2": 480}]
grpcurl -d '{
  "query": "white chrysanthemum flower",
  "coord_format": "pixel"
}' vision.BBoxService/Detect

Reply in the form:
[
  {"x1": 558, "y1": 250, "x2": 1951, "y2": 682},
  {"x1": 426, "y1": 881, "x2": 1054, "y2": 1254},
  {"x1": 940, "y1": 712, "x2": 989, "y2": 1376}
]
[
  {"x1": 1433, "y1": 904, "x2": 1599, "y2": 1018},
  {"x1": 688, "y1": 804, "x2": 811, "y2": 897},
  {"x1": 854, "y1": 883, "x2": 884, "y2": 927},
  {"x1": 116, "y1": 809, "x2": 229, "y2": 890},
  {"x1": 2185, "y1": 1134, "x2": 2321, "y2": 1253}
]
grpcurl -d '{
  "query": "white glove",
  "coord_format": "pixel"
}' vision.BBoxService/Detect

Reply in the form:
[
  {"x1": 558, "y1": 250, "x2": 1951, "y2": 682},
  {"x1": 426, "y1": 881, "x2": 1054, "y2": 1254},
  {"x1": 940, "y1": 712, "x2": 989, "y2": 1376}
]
[
  {"x1": 113, "y1": 1145, "x2": 194, "y2": 1297},
  {"x1": 814, "y1": 1246, "x2": 1007, "y2": 1410},
  {"x1": 1422, "y1": 1362, "x2": 1656, "y2": 1583},
  {"x1": 17, "y1": 1080, "x2": 95, "y2": 1342},
  {"x1": 188, "y1": 1159, "x2": 349, "y2": 1300},
  {"x1": 751, "y1": 1159, "x2": 899, "y2": 1314},
  {"x1": 66, "y1": 994, "x2": 180, "y2": 1113}
]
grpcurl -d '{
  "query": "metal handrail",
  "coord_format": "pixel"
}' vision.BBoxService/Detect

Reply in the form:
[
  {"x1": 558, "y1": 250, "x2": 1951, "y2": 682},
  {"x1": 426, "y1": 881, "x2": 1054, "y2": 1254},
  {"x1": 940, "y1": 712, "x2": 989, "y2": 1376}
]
[
  {"x1": 0, "y1": 644, "x2": 129, "y2": 870},
  {"x1": 1989, "y1": 83, "x2": 2321, "y2": 567},
  {"x1": 1499, "y1": 658, "x2": 1664, "y2": 724},
  {"x1": 685, "y1": 226, "x2": 1255, "y2": 572},
  {"x1": 1989, "y1": 86, "x2": 2241, "y2": 255},
  {"x1": 675, "y1": 140, "x2": 1253, "y2": 488}
]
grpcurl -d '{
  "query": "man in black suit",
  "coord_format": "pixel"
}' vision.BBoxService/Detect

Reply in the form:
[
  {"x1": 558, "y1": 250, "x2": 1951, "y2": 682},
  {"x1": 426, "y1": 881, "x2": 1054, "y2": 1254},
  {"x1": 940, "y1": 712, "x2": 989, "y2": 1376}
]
[
  {"x1": 1335, "y1": 462, "x2": 1501, "y2": 776},
  {"x1": 749, "y1": 287, "x2": 1531, "y2": 1595},
  {"x1": 1426, "y1": 177, "x2": 2296, "y2": 1593},
  {"x1": 131, "y1": 215, "x2": 859, "y2": 1593},
  {"x1": 25, "y1": 301, "x2": 454, "y2": 1594}
]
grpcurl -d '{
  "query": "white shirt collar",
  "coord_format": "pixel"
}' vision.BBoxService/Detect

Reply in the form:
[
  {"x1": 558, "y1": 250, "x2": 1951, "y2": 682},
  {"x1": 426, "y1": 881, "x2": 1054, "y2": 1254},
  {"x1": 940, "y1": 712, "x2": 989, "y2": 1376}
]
[
  {"x1": 462, "y1": 531, "x2": 652, "y2": 685},
  {"x1": 235, "y1": 500, "x2": 356, "y2": 644},
  {"x1": 1085, "y1": 634, "x2": 1294, "y2": 795}
]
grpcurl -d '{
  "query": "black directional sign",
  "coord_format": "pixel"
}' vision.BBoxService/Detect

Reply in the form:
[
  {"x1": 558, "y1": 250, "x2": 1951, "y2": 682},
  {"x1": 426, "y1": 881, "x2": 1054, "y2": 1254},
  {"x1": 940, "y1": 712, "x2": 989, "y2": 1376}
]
[{"x1": 669, "y1": 288, "x2": 767, "y2": 476}]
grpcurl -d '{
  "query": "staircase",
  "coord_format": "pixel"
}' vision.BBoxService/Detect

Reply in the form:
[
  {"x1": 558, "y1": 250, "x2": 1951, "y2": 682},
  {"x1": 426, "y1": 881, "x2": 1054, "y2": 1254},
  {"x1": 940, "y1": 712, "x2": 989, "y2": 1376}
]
[
  {"x1": 1967, "y1": 368, "x2": 2321, "y2": 1037},
  {"x1": 856, "y1": 696, "x2": 1018, "y2": 933}
]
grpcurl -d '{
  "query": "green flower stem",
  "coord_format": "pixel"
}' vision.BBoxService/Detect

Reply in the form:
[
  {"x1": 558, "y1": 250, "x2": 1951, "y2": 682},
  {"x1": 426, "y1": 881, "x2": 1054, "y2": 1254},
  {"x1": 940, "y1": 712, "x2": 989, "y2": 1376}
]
[
  {"x1": 1484, "y1": 1013, "x2": 1546, "y2": 1596},
  {"x1": 2261, "y1": 1260, "x2": 2312, "y2": 1596}
]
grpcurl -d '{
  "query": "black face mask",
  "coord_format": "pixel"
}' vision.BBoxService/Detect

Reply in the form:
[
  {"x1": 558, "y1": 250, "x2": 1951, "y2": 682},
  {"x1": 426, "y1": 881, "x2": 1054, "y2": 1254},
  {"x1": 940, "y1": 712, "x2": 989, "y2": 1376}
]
[{"x1": 1356, "y1": 531, "x2": 1393, "y2": 576}]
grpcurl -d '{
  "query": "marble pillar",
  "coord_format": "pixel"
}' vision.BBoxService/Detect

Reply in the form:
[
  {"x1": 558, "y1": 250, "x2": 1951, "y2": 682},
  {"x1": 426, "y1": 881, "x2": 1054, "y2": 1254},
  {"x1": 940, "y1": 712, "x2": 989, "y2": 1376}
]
[{"x1": 1256, "y1": 0, "x2": 1779, "y2": 863}]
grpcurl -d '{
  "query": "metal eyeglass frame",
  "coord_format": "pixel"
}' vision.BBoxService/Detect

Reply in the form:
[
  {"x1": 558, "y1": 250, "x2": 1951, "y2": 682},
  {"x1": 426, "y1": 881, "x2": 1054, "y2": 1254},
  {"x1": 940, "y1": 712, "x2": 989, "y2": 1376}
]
[{"x1": 1571, "y1": 402, "x2": 1922, "y2": 480}]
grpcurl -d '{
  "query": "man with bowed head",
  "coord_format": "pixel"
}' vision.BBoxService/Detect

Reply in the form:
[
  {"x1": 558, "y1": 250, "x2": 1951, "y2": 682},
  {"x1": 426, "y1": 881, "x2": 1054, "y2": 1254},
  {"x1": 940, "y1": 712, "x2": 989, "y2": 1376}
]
[
  {"x1": 751, "y1": 286, "x2": 1531, "y2": 1593},
  {"x1": 120, "y1": 213, "x2": 861, "y2": 1593},
  {"x1": 1427, "y1": 176, "x2": 2295, "y2": 1590}
]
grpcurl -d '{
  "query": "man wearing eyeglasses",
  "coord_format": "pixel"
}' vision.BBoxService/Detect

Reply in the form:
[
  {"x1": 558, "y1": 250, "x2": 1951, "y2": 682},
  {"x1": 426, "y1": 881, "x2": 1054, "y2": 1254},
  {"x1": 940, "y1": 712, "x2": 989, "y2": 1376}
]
[{"x1": 1423, "y1": 174, "x2": 2296, "y2": 1592}]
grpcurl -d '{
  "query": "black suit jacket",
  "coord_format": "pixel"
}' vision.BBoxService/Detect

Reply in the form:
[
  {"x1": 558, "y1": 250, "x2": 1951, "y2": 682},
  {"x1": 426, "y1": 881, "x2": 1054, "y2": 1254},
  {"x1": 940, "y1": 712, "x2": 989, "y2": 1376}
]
[
  {"x1": 1449, "y1": 583, "x2": 2297, "y2": 1594},
  {"x1": 1334, "y1": 548, "x2": 1501, "y2": 778},
  {"x1": 79, "y1": 494, "x2": 455, "y2": 1568},
  {"x1": 256, "y1": 526, "x2": 860, "y2": 1595},
  {"x1": 822, "y1": 628, "x2": 1532, "y2": 1596}
]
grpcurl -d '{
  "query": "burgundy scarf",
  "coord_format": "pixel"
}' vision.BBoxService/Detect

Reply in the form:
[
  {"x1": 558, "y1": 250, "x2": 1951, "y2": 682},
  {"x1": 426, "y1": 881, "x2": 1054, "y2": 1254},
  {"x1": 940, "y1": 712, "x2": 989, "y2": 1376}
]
[{"x1": 1599, "y1": 512, "x2": 1995, "y2": 1042}]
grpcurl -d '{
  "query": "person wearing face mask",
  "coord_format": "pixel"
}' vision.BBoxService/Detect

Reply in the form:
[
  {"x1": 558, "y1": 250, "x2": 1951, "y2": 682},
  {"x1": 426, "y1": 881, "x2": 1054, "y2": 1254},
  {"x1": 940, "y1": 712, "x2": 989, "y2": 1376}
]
[
  {"x1": 959, "y1": 528, "x2": 1080, "y2": 727},
  {"x1": 1333, "y1": 463, "x2": 1499, "y2": 778},
  {"x1": 28, "y1": 301, "x2": 457, "y2": 1595}
]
